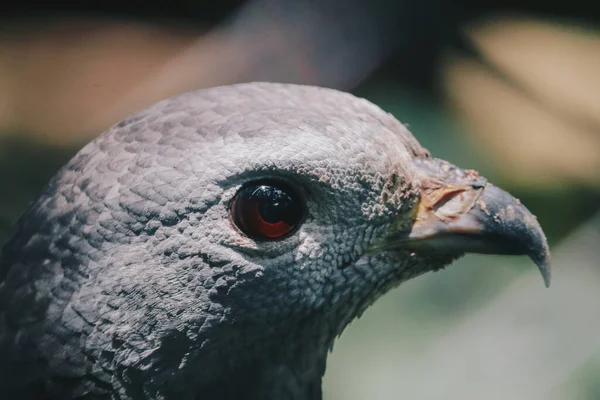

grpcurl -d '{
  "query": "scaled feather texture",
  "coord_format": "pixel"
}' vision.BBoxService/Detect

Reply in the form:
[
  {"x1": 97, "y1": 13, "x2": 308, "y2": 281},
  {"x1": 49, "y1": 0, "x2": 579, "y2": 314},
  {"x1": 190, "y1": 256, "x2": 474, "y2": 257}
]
[{"x1": 0, "y1": 82, "x2": 550, "y2": 400}]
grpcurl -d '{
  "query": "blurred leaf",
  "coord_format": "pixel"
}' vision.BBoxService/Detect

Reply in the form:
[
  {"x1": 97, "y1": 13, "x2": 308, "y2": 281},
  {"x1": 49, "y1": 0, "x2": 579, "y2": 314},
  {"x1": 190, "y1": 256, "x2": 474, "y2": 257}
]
[{"x1": 0, "y1": 135, "x2": 76, "y2": 246}]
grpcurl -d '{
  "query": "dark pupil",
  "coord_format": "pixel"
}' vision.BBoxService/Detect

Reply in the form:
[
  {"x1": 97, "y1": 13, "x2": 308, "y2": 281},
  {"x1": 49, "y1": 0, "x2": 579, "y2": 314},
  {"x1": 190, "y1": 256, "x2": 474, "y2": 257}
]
[{"x1": 250, "y1": 185, "x2": 296, "y2": 224}]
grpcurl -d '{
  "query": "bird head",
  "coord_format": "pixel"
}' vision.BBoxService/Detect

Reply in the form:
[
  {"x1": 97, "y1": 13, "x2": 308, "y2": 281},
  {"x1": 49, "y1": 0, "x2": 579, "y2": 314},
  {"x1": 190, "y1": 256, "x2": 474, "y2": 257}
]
[{"x1": 0, "y1": 82, "x2": 550, "y2": 398}]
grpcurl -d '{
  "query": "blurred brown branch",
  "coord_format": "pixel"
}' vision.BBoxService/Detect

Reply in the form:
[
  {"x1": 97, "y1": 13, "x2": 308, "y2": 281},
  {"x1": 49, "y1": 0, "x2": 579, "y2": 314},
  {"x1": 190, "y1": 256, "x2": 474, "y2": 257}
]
[
  {"x1": 441, "y1": 15, "x2": 600, "y2": 189},
  {"x1": 0, "y1": 8, "x2": 598, "y2": 192},
  {"x1": 0, "y1": 0, "x2": 399, "y2": 145}
]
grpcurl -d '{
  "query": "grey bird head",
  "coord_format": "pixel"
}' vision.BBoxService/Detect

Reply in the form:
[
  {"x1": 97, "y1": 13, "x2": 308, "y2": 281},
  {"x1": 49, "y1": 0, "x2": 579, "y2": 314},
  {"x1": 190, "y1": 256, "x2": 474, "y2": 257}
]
[{"x1": 0, "y1": 82, "x2": 550, "y2": 400}]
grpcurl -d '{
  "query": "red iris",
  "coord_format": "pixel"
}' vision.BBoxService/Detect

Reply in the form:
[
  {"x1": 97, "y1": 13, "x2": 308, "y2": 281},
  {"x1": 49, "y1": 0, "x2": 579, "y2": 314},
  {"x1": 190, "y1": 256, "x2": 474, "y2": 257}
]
[{"x1": 231, "y1": 182, "x2": 303, "y2": 240}]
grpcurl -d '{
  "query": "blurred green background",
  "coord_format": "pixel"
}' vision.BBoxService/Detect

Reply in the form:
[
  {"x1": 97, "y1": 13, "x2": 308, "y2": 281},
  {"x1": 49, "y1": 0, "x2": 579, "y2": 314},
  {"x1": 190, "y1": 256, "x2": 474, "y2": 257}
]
[{"x1": 0, "y1": 1, "x2": 599, "y2": 398}]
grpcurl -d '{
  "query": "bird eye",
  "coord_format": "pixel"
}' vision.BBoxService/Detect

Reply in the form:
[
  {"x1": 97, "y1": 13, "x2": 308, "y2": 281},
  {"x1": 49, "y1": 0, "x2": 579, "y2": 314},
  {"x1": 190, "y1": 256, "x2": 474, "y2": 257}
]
[{"x1": 230, "y1": 181, "x2": 304, "y2": 240}]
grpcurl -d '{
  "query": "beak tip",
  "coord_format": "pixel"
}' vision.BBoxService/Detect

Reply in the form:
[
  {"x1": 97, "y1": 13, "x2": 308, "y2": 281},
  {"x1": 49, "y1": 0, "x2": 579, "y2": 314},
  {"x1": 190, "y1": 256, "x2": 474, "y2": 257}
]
[
  {"x1": 530, "y1": 241, "x2": 551, "y2": 288},
  {"x1": 539, "y1": 262, "x2": 551, "y2": 288},
  {"x1": 536, "y1": 255, "x2": 551, "y2": 289},
  {"x1": 485, "y1": 183, "x2": 552, "y2": 289}
]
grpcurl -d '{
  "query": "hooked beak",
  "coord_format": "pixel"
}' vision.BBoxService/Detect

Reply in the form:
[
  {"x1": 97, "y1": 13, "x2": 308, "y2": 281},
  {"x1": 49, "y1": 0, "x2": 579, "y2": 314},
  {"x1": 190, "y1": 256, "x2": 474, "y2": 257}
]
[{"x1": 387, "y1": 158, "x2": 551, "y2": 287}]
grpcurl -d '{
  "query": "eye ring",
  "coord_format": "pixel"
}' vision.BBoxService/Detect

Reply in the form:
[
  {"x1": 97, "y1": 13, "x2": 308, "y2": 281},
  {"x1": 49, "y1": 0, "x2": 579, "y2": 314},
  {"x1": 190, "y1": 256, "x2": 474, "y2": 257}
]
[{"x1": 230, "y1": 180, "x2": 305, "y2": 241}]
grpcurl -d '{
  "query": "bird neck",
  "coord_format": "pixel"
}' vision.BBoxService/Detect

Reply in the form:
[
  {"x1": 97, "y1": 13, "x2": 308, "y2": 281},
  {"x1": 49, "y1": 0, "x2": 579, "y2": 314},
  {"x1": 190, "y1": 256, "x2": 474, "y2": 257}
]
[
  {"x1": 199, "y1": 352, "x2": 327, "y2": 400},
  {"x1": 185, "y1": 313, "x2": 338, "y2": 400}
]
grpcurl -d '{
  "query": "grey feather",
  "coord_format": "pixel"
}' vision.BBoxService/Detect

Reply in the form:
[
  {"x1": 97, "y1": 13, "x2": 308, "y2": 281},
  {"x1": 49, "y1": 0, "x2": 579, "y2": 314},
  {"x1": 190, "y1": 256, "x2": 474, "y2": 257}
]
[{"x1": 0, "y1": 82, "x2": 547, "y2": 400}]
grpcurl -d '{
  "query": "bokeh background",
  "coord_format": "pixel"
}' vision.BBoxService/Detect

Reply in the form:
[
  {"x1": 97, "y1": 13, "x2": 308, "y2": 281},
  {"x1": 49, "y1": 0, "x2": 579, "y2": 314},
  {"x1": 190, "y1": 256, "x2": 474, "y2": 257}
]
[{"x1": 1, "y1": 1, "x2": 599, "y2": 398}]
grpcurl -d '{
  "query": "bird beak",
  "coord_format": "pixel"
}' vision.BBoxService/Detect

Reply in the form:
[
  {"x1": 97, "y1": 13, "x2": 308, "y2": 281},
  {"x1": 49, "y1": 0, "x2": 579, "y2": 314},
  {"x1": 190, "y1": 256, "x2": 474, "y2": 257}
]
[{"x1": 385, "y1": 157, "x2": 551, "y2": 287}]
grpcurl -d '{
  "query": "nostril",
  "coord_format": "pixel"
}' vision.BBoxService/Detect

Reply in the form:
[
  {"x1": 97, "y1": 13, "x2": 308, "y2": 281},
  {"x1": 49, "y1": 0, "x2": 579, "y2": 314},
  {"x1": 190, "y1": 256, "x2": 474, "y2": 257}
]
[
  {"x1": 431, "y1": 189, "x2": 466, "y2": 211},
  {"x1": 433, "y1": 187, "x2": 482, "y2": 220}
]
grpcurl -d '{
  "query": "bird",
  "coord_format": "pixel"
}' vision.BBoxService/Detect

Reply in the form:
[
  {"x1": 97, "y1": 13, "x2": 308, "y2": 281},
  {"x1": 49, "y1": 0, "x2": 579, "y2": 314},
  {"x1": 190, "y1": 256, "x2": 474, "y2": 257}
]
[{"x1": 0, "y1": 82, "x2": 550, "y2": 400}]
